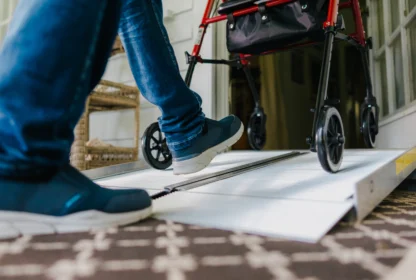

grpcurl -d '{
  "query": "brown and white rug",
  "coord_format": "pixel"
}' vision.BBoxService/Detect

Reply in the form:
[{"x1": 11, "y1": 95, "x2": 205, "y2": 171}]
[{"x1": 1, "y1": 189, "x2": 416, "y2": 280}]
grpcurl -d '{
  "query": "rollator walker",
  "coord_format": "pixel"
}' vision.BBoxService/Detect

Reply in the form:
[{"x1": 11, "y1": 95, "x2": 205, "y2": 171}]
[{"x1": 141, "y1": 0, "x2": 380, "y2": 173}]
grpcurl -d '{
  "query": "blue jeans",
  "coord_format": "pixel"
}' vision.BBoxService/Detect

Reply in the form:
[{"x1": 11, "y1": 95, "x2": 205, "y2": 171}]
[
  {"x1": 0, "y1": 0, "x2": 204, "y2": 177},
  {"x1": 118, "y1": 0, "x2": 205, "y2": 150}
]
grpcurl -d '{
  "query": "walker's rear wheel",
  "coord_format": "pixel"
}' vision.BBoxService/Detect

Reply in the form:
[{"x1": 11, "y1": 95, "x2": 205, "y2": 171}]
[
  {"x1": 362, "y1": 108, "x2": 377, "y2": 148},
  {"x1": 247, "y1": 111, "x2": 266, "y2": 150},
  {"x1": 316, "y1": 106, "x2": 345, "y2": 173},
  {"x1": 141, "y1": 122, "x2": 172, "y2": 170}
]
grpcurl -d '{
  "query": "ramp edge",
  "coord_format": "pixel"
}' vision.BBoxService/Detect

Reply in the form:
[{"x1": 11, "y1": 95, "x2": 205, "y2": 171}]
[{"x1": 354, "y1": 147, "x2": 416, "y2": 221}]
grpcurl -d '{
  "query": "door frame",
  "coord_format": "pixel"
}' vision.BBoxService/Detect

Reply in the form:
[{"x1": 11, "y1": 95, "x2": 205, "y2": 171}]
[{"x1": 213, "y1": 19, "x2": 230, "y2": 120}]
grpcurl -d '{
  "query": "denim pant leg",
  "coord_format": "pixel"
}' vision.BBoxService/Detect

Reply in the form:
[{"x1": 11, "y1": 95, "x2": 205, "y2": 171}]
[
  {"x1": 118, "y1": 0, "x2": 205, "y2": 151},
  {"x1": 148, "y1": 0, "x2": 203, "y2": 105},
  {"x1": 0, "y1": 0, "x2": 121, "y2": 177}
]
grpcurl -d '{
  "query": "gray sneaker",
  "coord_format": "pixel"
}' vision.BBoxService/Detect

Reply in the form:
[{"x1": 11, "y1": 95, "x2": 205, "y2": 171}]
[{"x1": 171, "y1": 115, "x2": 244, "y2": 175}]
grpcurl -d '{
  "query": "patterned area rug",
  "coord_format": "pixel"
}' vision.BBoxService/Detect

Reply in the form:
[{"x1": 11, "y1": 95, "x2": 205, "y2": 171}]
[{"x1": 1, "y1": 190, "x2": 416, "y2": 280}]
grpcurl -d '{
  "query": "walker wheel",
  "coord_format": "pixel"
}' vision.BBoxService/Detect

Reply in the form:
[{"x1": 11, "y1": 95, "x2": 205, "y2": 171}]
[
  {"x1": 316, "y1": 106, "x2": 345, "y2": 173},
  {"x1": 141, "y1": 122, "x2": 172, "y2": 170},
  {"x1": 362, "y1": 108, "x2": 377, "y2": 148},
  {"x1": 247, "y1": 111, "x2": 266, "y2": 150}
]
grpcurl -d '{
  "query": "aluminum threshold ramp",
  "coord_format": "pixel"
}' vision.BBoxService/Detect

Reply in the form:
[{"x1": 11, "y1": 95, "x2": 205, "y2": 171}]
[{"x1": 95, "y1": 148, "x2": 416, "y2": 243}]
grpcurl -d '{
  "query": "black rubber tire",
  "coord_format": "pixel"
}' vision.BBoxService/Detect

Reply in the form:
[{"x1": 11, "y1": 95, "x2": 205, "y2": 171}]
[
  {"x1": 362, "y1": 108, "x2": 377, "y2": 148},
  {"x1": 141, "y1": 122, "x2": 172, "y2": 170},
  {"x1": 247, "y1": 113, "x2": 266, "y2": 150},
  {"x1": 316, "y1": 106, "x2": 345, "y2": 173}
]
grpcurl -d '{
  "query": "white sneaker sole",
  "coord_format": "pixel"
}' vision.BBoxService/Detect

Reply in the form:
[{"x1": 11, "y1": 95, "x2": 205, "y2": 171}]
[
  {"x1": 0, "y1": 205, "x2": 152, "y2": 240},
  {"x1": 173, "y1": 123, "x2": 244, "y2": 175}
]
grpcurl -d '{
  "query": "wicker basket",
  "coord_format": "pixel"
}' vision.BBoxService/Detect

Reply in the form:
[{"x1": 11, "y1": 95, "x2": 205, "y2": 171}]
[{"x1": 70, "y1": 80, "x2": 140, "y2": 171}]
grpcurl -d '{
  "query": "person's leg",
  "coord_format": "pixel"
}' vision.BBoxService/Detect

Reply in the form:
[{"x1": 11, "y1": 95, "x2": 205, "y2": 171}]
[
  {"x1": 118, "y1": 0, "x2": 244, "y2": 175},
  {"x1": 118, "y1": 0, "x2": 204, "y2": 147},
  {"x1": 0, "y1": 0, "x2": 151, "y2": 238}
]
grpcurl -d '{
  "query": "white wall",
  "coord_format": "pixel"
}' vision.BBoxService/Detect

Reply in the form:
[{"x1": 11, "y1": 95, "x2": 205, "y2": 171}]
[
  {"x1": 376, "y1": 107, "x2": 416, "y2": 149},
  {"x1": 91, "y1": 0, "x2": 215, "y2": 158}
]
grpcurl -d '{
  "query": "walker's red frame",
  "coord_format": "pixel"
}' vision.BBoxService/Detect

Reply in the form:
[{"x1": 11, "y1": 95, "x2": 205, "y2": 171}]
[
  {"x1": 178, "y1": 0, "x2": 378, "y2": 170},
  {"x1": 141, "y1": 0, "x2": 379, "y2": 173},
  {"x1": 190, "y1": 0, "x2": 367, "y2": 61}
]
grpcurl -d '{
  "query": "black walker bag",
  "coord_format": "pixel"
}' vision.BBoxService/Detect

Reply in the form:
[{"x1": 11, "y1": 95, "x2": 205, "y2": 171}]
[{"x1": 225, "y1": 0, "x2": 328, "y2": 54}]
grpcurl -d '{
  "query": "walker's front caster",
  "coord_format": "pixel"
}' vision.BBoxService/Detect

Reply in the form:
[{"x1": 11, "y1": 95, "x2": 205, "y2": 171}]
[
  {"x1": 361, "y1": 106, "x2": 378, "y2": 148},
  {"x1": 247, "y1": 107, "x2": 267, "y2": 150},
  {"x1": 141, "y1": 122, "x2": 172, "y2": 170},
  {"x1": 316, "y1": 106, "x2": 345, "y2": 173}
]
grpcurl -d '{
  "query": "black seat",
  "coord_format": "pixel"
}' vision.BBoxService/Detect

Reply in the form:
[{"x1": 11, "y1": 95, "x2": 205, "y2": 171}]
[{"x1": 217, "y1": 0, "x2": 258, "y2": 15}]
